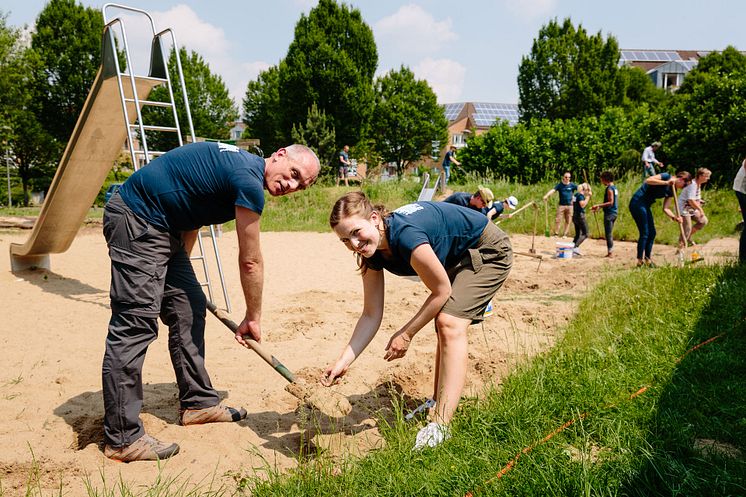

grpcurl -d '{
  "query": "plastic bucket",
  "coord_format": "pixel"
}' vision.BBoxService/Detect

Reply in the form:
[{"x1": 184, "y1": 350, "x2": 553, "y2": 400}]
[{"x1": 555, "y1": 242, "x2": 574, "y2": 259}]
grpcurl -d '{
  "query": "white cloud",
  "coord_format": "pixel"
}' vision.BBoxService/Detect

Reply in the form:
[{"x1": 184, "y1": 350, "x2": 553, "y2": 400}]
[
  {"x1": 374, "y1": 4, "x2": 457, "y2": 56},
  {"x1": 113, "y1": 6, "x2": 255, "y2": 109},
  {"x1": 503, "y1": 0, "x2": 557, "y2": 20},
  {"x1": 413, "y1": 58, "x2": 465, "y2": 103}
]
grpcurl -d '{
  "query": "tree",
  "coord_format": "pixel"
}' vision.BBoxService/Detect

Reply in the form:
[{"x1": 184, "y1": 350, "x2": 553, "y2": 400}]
[
  {"x1": 0, "y1": 12, "x2": 57, "y2": 205},
  {"x1": 291, "y1": 103, "x2": 336, "y2": 178},
  {"x1": 370, "y1": 66, "x2": 448, "y2": 177},
  {"x1": 677, "y1": 46, "x2": 746, "y2": 94},
  {"x1": 661, "y1": 51, "x2": 746, "y2": 184},
  {"x1": 243, "y1": 65, "x2": 284, "y2": 152},
  {"x1": 279, "y1": 0, "x2": 377, "y2": 148},
  {"x1": 619, "y1": 65, "x2": 669, "y2": 111},
  {"x1": 31, "y1": 0, "x2": 103, "y2": 145},
  {"x1": 518, "y1": 18, "x2": 623, "y2": 121},
  {"x1": 141, "y1": 47, "x2": 238, "y2": 153}
]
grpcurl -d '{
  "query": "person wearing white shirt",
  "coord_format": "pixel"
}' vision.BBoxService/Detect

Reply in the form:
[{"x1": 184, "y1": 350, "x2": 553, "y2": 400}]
[
  {"x1": 642, "y1": 142, "x2": 662, "y2": 178},
  {"x1": 734, "y1": 158, "x2": 746, "y2": 262},
  {"x1": 678, "y1": 168, "x2": 710, "y2": 247}
]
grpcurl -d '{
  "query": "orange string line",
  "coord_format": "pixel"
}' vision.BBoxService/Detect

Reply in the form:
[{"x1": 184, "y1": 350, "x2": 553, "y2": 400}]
[{"x1": 464, "y1": 333, "x2": 724, "y2": 496}]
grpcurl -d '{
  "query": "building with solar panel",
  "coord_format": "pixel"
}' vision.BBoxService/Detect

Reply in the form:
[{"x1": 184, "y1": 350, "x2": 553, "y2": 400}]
[
  {"x1": 619, "y1": 49, "x2": 714, "y2": 91},
  {"x1": 442, "y1": 102, "x2": 520, "y2": 149}
]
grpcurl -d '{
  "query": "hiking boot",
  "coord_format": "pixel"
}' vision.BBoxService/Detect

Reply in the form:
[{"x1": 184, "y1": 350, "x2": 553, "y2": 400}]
[
  {"x1": 180, "y1": 404, "x2": 247, "y2": 426},
  {"x1": 104, "y1": 434, "x2": 180, "y2": 462},
  {"x1": 413, "y1": 422, "x2": 451, "y2": 450}
]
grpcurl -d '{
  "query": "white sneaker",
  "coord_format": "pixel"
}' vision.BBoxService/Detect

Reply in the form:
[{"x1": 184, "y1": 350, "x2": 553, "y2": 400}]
[
  {"x1": 413, "y1": 422, "x2": 451, "y2": 450},
  {"x1": 572, "y1": 247, "x2": 583, "y2": 256}
]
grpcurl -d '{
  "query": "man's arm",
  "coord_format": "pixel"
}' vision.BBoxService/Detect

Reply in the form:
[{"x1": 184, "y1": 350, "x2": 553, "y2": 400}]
[
  {"x1": 234, "y1": 206, "x2": 264, "y2": 345},
  {"x1": 542, "y1": 188, "x2": 556, "y2": 201}
]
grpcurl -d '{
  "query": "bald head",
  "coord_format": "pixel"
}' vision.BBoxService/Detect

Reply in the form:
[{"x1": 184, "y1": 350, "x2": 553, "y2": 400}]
[{"x1": 264, "y1": 144, "x2": 320, "y2": 196}]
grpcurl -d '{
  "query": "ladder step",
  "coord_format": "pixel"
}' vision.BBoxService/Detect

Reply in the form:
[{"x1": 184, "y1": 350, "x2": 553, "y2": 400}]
[
  {"x1": 121, "y1": 74, "x2": 168, "y2": 83},
  {"x1": 128, "y1": 124, "x2": 179, "y2": 132},
  {"x1": 133, "y1": 150, "x2": 166, "y2": 157},
  {"x1": 125, "y1": 98, "x2": 173, "y2": 108}
]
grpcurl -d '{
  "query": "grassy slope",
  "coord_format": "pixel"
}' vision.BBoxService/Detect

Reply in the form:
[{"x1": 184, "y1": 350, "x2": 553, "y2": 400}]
[
  {"x1": 2, "y1": 177, "x2": 741, "y2": 246},
  {"x1": 249, "y1": 263, "x2": 746, "y2": 496}
]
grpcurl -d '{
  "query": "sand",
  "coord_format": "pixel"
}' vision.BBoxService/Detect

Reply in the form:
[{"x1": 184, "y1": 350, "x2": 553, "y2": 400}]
[{"x1": 0, "y1": 224, "x2": 737, "y2": 494}]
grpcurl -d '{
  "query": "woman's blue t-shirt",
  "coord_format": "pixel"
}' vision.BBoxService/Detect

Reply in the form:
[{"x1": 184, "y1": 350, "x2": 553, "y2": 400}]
[
  {"x1": 604, "y1": 185, "x2": 618, "y2": 215},
  {"x1": 119, "y1": 142, "x2": 265, "y2": 232},
  {"x1": 630, "y1": 173, "x2": 672, "y2": 207},
  {"x1": 572, "y1": 192, "x2": 586, "y2": 217},
  {"x1": 367, "y1": 201, "x2": 488, "y2": 276}
]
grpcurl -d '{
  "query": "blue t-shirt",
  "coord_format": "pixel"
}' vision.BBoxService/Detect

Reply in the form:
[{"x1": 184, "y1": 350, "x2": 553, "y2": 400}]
[
  {"x1": 630, "y1": 173, "x2": 672, "y2": 207},
  {"x1": 119, "y1": 142, "x2": 265, "y2": 232},
  {"x1": 442, "y1": 150, "x2": 455, "y2": 167},
  {"x1": 367, "y1": 201, "x2": 488, "y2": 276},
  {"x1": 339, "y1": 150, "x2": 349, "y2": 167},
  {"x1": 573, "y1": 192, "x2": 586, "y2": 217},
  {"x1": 554, "y1": 182, "x2": 578, "y2": 205},
  {"x1": 604, "y1": 185, "x2": 618, "y2": 215},
  {"x1": 492, "y1": 201, "x2": 505, "y2": 217},
  {"x1": 443, "y1": 192, "x2": 489, "y2": 216}
]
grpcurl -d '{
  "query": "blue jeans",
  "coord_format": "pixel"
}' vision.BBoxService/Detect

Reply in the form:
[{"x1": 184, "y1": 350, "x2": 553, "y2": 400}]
[
  {"x1": 643, "y1": 163, "x2": 656, "y2": 178},
  {"x1": 443, "y1": 165, "x2": 451, "y2": 185},
  {"x1": 629, "y1": 199, "x2": 656, "y2": 260},
  {"x1": 604, "y1": 213, "x2": 617, "y2": 253}
]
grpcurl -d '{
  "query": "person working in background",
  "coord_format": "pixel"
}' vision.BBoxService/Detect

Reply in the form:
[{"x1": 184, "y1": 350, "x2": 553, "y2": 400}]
[
  {"x1": 542, "y1": 172, "x2": 577, "y2": 237},
  {"x1": 677, "y1": 167, "x2": 711, "y2": 247},
  {"x1": 591, "y1": 171, "x2": 619, "y2": 258},
  {"x1": 337, "y1": 145, "x2": 351, "y2": 187},
  {"x1": 441, "y1": 146, "x2": 460, "y2": 186},
  {"x1": 642, "y1": 141, "x2": 663, "y2": 178}
]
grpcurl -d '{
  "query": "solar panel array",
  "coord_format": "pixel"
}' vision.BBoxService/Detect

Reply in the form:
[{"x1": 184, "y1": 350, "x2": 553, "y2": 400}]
[
  {"x1": 620, "y1": 50, "x2": 680, "y2": 62},
  {"x1": 677, "y1": 60, "x2": 699, "y2": 71},
  {"x1": 472, "y1": 102, "x2": 520, "y2": 126},
  {"x1": 443, "y1": 103, "x2": 465, "y2": 121}
]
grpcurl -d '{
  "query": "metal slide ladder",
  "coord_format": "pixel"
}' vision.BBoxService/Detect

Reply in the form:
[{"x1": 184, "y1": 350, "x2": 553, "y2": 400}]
[
  {"x1": 417, "y1": 172, "x2": 441, "y2": 201},
  {"x1": 103, "y1": 4, "x2": 231, "y2": 311}
]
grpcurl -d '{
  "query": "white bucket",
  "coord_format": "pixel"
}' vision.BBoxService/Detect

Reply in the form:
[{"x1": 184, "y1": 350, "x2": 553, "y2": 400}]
[{"x1": 555, "y1": 242, "x2": 574, "y2": 259}]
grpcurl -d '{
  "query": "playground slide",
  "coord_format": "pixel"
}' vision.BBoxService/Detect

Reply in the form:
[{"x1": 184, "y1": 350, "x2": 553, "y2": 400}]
[{"x1": 9, "y1": 66, "x2": 161, "y2": 271}]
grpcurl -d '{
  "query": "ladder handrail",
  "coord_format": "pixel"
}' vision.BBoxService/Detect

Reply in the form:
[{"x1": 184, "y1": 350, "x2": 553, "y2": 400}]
[
  {"x1": 155, "y1": 28, "x2": 196, "y2": 145},
  {"x1": 101, "y1": 4, "x2": 231, "y2": 312}
]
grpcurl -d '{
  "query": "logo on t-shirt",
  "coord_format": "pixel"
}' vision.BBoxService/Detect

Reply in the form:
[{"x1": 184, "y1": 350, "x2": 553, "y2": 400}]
[
  {"x1": 218, "y1": 143, "x2": 240, "y2": 153},
  {"x1": 394, "y1": 203, "x2": 425, "y2": 216}
]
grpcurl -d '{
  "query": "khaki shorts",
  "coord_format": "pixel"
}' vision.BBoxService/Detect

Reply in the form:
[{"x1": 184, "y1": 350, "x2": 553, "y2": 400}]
[{"x1": 441, "y1": 222, "x2": 513, "y2": 323}]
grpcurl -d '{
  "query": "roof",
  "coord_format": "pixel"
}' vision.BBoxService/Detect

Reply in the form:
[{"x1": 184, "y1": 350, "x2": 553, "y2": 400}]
[{"x1": 442, "y1": 101, "x2": 520, "y2": 128}]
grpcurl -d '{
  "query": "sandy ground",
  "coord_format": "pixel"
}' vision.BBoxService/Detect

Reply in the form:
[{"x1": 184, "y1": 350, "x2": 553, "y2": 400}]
[{"x1": 0, "y1": 223, "x2": 738, "y2": 495}]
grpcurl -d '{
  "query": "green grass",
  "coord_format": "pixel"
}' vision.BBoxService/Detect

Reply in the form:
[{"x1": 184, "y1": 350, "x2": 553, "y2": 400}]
[
  {"x1": 240, "y1": 263, "x2": 746, "y2": 496},
  {"x1": 1, "y1": 174, "x2": 740, "y2": 246}
]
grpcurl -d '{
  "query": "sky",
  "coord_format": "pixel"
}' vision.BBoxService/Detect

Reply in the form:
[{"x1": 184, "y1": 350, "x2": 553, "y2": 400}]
[{"x1": 4, "y1": 0, "x2": 745, "y2": 109}]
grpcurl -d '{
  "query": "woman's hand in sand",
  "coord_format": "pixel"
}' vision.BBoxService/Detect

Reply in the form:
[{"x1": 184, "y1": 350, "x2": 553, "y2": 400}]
[
  {"x1": 384, "y1": 331, "x2": 412, "y2": 361},
  {"x1": 321, "y1": 361, "x2": 349, "y2": 387}
]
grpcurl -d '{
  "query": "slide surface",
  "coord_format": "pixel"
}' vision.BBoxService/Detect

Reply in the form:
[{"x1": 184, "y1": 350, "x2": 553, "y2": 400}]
[{"x1": 9, "y1": 69, "x2": 160, "y2": 270}]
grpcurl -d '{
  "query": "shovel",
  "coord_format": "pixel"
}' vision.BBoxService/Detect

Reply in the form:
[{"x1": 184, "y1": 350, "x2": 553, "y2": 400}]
[
  {"x1": 207, "y1": 301, "x2": 352, "y2": 418},
  {"x1": 544, "y1": 201, "x2": 550, "y2": 237}
]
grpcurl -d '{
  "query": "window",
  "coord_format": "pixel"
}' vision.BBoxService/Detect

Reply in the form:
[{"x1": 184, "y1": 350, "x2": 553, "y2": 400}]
[
  {"x1": 663, "y1": 73, "x2": 681, "y2": 91},
  {"x1": 452, "y1": 134, "x2": 465, "y2": 146}
]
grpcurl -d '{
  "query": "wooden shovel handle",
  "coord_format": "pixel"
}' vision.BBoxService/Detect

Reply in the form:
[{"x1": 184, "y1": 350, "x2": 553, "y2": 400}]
[{"x1": 206, "y1": 301, "x2": 296, "y2": 383}]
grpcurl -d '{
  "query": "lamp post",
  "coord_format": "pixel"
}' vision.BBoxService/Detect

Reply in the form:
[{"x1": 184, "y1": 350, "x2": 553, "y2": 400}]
[
  {"x1": 5, "y1": 147, "x2": 11, "y2": 208},
  {"x1": 1, "y1": 126, "x2": 11, "y2": 208}
]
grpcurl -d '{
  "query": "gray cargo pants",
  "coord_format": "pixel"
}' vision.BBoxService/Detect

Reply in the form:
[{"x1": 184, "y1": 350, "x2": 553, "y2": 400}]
[{"x1": 102, "y1": 193, "x2": 219, "y2": 447}]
